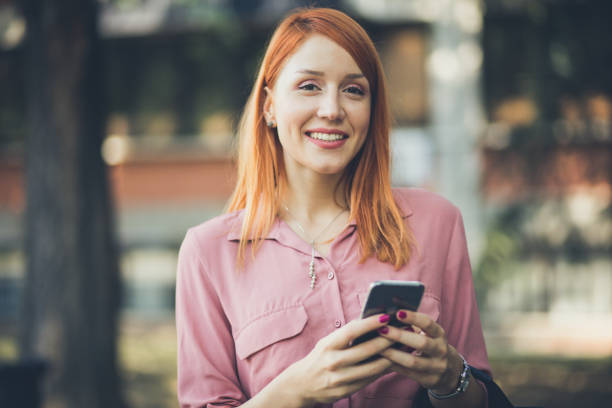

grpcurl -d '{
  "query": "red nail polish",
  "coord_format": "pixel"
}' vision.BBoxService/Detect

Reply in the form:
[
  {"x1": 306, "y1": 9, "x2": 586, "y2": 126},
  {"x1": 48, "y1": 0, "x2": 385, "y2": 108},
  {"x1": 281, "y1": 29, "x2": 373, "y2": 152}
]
[
  {"x1": 398, "y1": 310, "x2": 407, "y2": 319},
  {"x1": 378, "y1": 327, "x2": 389, "y2": 334},
  {"x1": 379, "y1": 314, "x2": 390, "y2": 323}
]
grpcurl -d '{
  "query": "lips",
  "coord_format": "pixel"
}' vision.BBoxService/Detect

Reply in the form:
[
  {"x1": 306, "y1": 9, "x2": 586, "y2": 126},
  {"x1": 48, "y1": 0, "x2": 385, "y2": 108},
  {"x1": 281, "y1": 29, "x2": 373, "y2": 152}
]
[
  {"x1": 308, "y1": 131, "x2": 346, "y2": 141},
  {"x1": 305, "y1": 129, "x2": 348, "y2": 142},
  {"x1": 304, "y1": 129, "x2": 349, "y2": 149}
]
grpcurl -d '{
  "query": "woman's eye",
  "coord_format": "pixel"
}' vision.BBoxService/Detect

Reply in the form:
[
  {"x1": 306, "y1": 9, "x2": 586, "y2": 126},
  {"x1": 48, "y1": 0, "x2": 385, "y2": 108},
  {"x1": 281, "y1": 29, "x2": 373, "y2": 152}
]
[
  {"x1": 344, "y1": 85, "x2": 365, "y2": 96},
  {"x1": 298, "y1": 83, "x2": 320, "y2": 91}
]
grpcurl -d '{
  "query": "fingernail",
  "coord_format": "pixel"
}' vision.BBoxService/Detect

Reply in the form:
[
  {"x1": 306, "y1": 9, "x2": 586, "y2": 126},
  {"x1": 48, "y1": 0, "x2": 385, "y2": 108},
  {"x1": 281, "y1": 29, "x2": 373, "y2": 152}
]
[
  {"x1": 378, "y1": 327, "x2": 389, "y2": 334},
  {"x1": 379, "y1": 314, "x2": 390, "y2": 323},
  {"x1": 398, "y1": 310, "x2": 407, "y2": 319}
]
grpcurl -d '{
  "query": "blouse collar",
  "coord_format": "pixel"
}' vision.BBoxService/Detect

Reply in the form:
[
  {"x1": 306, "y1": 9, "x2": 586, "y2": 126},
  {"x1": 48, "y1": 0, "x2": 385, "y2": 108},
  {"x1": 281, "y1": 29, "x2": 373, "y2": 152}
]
[{"x1": 226, "y1": 190, "x2": 413, "y2": 243}]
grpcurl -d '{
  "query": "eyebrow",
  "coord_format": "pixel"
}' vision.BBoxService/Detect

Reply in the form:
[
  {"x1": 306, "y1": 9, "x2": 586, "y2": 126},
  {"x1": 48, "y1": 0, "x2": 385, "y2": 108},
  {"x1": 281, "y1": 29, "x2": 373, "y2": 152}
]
[{"x1": 296, "y1": 69, "x2": 365, "y2": 80}]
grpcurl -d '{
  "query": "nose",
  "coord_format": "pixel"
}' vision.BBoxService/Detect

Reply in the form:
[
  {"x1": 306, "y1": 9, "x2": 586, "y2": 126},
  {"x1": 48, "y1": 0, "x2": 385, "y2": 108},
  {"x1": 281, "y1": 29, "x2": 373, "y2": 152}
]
[{"x1": 317, "y1": 90, "x2": 345, "y2": 121}]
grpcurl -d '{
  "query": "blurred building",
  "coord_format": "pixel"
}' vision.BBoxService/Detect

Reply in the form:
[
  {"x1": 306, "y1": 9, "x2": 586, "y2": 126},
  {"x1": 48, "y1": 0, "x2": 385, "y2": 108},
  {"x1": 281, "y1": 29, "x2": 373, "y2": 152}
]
[
  {"x1": 477, "y1": 0, "x2": 612, "y2": 356},
  {"x1": 1, "y1": 0, "x2": 611, "y2": 356}
]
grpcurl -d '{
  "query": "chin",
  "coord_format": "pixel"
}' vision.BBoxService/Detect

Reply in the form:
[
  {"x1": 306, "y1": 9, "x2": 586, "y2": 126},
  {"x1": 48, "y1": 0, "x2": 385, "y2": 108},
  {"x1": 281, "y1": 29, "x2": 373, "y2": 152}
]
[
  {"x1": 313, "y1": 164, "x2": 348, "y2": 175},
  {"x1": 295, "y1": 157, "x2": 352, "y2": 176}
]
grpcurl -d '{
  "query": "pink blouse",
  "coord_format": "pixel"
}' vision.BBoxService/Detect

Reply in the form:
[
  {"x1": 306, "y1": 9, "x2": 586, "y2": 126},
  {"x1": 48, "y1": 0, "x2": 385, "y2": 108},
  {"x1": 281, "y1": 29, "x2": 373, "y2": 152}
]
[{"x1": 176, "y1": 188, "x2": 491, "y2": 408}]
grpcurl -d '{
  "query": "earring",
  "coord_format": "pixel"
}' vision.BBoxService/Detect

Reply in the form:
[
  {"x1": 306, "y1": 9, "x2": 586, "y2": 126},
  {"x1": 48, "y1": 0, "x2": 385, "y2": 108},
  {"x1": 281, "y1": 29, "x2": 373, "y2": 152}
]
[{"x1": 266, "y1": 119, "x2": 276, "y2": 128}]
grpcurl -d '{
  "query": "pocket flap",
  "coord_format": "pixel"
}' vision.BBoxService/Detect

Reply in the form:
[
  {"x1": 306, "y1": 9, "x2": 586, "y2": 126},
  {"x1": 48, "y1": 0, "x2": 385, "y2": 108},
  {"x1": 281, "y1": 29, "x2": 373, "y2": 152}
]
[
  {"x1": 418, "y1": 294, "x2": 440, "y2": 322},
  {"x1": 235, "y1": 305, "x2": 308, "y2": 360}
]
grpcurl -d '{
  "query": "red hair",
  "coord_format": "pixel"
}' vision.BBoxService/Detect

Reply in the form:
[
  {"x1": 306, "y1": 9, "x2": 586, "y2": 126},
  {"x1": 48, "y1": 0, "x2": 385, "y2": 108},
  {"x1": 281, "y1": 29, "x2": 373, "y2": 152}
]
[{"x1": 227, "y1": 7, "x2": 414, "y2": 268}]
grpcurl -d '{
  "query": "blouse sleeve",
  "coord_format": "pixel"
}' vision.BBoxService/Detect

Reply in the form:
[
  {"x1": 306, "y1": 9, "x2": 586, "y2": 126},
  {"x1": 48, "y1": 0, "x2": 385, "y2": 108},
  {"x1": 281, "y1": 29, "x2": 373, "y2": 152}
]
[
  {"x1": 439, "y1": 207, "x2": 492, "y2": 376},
  {"x1": 176, "y1": 229, "x2": 247, "y2": 408}
]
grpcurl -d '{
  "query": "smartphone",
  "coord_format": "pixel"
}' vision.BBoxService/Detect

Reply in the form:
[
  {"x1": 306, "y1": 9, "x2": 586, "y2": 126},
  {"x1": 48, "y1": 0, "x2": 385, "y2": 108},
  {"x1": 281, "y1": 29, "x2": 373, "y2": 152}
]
[{"x1": 352, "y1": 280, "x2": 425, "y2": 347}]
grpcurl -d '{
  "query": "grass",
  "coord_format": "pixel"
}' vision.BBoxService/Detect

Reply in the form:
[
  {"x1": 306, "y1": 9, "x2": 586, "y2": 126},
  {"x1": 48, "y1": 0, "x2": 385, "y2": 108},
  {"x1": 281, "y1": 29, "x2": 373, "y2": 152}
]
[
  {"x1": 490, "y1": 354, "x2": 612, "y2": 407},
  {"x1": 119, "y1": 320, "x2": 178, "y2": 408}
]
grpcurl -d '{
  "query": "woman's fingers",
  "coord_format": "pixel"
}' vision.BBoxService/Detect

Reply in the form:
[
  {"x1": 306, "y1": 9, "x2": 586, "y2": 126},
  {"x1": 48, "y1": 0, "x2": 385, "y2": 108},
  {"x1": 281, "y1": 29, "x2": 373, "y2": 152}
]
[
  {"x1": 290, "y1": 315, "x2": 395, "y2": 405},
  {"x1": 333, "y1": 354, "x2": 393, "y2": 385},
  {"x1": 379, "y1": 347, "x2": 446, "y2": 373},
  {"x1": 329, "y1": 372, "x2": 390, "y2": 403},
  {"x1": 376, "y1": 310, "x2": 448, "y2": 356},
  {"x1": 323, "y1": 313, "x2": 391, "y2": 350},
  {"x1": 376, "y1": 326, "x2": 431, "y2": 355},
  {"x1": 316, "y1": 314, "x2": 394, "y2": 367},
  {"x1": 372, "y1": 310, "x2": 456, "y2": 390},
  {"x1": 396, "y1": 310, "x2": 445, "y2": 339},
  {"x1": 341, "y1": 335, "x2": 394, "y2": 366}
]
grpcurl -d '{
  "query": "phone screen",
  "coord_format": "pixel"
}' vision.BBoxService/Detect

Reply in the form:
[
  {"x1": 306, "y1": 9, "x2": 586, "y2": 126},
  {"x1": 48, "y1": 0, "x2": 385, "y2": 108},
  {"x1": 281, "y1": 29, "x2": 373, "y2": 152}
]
[{"x1": 352, "y1": 280, "x2": 424, "y2": 347}]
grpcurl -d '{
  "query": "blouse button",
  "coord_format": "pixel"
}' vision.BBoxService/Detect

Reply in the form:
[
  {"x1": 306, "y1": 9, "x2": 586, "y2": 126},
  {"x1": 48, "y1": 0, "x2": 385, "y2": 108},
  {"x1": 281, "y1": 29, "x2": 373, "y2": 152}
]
[
  {"x1": 327, "y1": 271, "x2": 334, "y2": 280},
  {"x1": 334, "y1": 320, "x2": 342, "y2": 328}
]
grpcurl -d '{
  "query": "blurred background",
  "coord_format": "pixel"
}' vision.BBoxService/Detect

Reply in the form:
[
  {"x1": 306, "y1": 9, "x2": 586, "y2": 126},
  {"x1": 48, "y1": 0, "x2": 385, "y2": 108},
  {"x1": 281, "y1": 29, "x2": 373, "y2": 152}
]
[{"x1": 0, "y1": 0, "x2": 610, "y2": 407}]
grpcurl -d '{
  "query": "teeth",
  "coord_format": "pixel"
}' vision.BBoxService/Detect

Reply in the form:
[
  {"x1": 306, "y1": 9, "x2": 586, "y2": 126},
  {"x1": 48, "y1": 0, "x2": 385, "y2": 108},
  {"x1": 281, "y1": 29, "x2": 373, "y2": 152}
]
[{"x1": 309, "y1": 132, "x2": 345, "y2": 141}]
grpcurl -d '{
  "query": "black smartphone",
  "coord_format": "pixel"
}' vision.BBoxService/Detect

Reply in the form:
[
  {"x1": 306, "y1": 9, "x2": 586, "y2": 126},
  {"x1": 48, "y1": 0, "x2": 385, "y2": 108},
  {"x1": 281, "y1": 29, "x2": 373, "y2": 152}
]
[{"x1": 352, "y1": 280, "x2": 425, "y2": 347}]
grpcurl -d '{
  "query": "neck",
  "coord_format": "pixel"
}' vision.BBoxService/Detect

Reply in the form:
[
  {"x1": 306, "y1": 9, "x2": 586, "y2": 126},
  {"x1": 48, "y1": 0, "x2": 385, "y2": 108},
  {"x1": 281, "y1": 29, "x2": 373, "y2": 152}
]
[{"x1": 283, "y1": 170, "x2": 348, "y2": 223}]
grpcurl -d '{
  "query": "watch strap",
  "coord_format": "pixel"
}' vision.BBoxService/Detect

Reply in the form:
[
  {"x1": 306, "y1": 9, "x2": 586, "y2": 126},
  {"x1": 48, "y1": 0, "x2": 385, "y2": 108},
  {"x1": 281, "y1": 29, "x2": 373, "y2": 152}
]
[{"x1": 427, "y1": 354, "x2": 471, "y2": 400}]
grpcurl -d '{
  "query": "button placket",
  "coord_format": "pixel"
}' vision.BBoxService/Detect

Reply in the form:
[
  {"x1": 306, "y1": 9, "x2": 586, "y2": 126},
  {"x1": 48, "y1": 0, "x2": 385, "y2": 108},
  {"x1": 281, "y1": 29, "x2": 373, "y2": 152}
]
[{"x1": 320, "y1": 258, "x2": 344, "y2": 329}]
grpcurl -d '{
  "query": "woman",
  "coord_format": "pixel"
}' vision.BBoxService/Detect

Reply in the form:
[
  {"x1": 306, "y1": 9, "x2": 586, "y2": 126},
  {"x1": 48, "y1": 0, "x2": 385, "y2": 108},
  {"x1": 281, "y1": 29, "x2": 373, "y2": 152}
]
[{"x1": 176, "y1": 7, "x2": 493, "y2": 408}]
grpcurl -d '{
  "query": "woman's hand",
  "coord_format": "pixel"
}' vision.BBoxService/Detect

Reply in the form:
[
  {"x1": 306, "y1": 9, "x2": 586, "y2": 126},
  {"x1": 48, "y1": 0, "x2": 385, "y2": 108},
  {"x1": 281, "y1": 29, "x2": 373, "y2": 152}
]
[
  {"x1": 376, "y1": 310, "x2": 463, "y2": 395},
  {"x1": 276, "y1": 314, "x2": 395, "y2": 407}
]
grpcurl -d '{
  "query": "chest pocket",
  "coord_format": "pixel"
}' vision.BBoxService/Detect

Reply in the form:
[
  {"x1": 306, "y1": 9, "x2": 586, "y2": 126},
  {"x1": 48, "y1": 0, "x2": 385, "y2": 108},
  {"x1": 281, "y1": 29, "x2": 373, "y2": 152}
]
[
  {"x1": 234, "y1": 304, "x2": 308, "y2": 360},
  {"x1": 416, "y1": 293, "x2": 441, "y2": 322}
]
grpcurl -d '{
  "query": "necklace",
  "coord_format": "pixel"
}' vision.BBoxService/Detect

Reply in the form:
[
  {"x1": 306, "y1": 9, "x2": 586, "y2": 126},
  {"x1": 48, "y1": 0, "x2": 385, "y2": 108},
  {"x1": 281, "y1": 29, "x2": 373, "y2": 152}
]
[{"x1": 283, "y1": 204, "x2": 346, "y2": 289}]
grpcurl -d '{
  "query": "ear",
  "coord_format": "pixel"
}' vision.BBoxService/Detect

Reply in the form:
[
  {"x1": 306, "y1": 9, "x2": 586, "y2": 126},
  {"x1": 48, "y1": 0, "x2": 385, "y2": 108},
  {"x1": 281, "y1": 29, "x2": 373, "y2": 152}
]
[{"x1": 263, "y1": 86, "x2": 275, "y2": 123}]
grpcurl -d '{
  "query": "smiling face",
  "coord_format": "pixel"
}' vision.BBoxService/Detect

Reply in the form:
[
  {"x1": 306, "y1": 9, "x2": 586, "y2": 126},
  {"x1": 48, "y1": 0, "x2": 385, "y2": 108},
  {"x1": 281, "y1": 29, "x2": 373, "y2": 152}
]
[{"x1": 264, "y1": 34, "x2": 371, "y2": 178}]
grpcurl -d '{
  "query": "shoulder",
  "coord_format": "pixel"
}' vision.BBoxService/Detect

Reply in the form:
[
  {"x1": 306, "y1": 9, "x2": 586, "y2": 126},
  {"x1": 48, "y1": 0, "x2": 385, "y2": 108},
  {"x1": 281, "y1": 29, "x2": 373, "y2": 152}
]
[
  {"x1": 392, "y1": 187, "x2": 460, "y2": 220},
  {"x1": 186, "y1": 210, "x2": 242, "y2": 242},
  {"x1": 180, "y1": 210, "x2": 242, "y2": 259}
]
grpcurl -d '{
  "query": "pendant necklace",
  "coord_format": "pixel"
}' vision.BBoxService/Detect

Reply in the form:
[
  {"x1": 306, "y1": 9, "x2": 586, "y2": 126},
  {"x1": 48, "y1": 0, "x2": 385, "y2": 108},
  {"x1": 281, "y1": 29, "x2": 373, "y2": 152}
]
[{"x1": 283, "y1": 205, "x2": 346, "y2": 289}]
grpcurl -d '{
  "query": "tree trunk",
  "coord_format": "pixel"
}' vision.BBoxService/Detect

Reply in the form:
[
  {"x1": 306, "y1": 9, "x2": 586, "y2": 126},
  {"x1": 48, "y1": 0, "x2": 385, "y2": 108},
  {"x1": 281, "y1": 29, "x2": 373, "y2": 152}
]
[{"x1": 19, "y1": 0, "x2": 126, "y2": 407}]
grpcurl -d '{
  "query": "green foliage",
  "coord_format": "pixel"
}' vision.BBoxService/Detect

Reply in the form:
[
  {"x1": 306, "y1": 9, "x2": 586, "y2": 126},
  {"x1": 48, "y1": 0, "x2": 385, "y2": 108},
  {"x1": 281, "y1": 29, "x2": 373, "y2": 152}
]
[
  {"x1": 475, "y1": 206, "x2": 523, "y2": 305},
  {"x1": 475, "y1": 198, "x2": 612, "y2": 305},
  {"x1": 104, "y1": 23, "x2": 269, "y2": 138}
]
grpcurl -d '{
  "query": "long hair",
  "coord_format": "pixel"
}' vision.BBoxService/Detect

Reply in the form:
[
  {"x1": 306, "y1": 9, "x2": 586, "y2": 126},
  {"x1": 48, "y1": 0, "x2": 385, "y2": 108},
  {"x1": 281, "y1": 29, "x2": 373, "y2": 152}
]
[{"x1": 227, "y1": 7, "x2": 414, "y2": 268}]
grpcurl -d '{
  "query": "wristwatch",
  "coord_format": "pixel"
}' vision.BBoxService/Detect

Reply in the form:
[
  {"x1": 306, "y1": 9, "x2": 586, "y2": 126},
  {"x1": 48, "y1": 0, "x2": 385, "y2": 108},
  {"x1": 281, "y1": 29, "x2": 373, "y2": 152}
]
[{"x1": 427, "y1": 354, "x2": 471, "y2": 400}]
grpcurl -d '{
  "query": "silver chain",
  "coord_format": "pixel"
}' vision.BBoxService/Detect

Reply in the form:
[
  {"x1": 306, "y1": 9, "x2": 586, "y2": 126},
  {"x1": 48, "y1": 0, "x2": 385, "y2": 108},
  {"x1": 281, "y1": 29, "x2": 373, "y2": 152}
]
[{"x1": 283, "y1": 204, "x2": 346, "y2": 289}]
